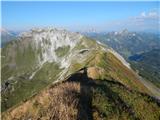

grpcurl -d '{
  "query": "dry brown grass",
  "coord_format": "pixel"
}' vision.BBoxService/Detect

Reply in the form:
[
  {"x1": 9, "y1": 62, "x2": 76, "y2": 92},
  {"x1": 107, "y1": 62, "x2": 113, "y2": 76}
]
[
  {"x1": 2, "y1": 82, "x2": 80, "y2": 120},
  {"x1": 48, "y1": 82, "x2": 80, "y2": 120}
]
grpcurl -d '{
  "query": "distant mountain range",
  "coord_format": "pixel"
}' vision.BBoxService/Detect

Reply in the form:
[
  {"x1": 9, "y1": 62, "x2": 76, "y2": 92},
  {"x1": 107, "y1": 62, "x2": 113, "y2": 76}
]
[
  {"x1": 1, "y1": 28, "x2": 160, "y2": 120},
  {"x1": 88, "y1": 29, "x2": 160, "y2": 58}
]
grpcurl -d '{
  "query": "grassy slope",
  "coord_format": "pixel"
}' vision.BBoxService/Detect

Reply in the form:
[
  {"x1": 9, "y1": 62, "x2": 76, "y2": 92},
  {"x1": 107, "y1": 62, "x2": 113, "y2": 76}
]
[
  {"x1": 1, "y1": 40, "x2": 63, "y2": 112},
  {"x1": 55, "y1": 45, "x2": 70, "y2": 57},
  {"x1": 86, "y1": 50, "x2": 150, "y2": 94},
  {"x1": 2, "y1": 49, "x2": 160, "y2": 120},
  {"x1": 1, "y1": 62, "x2": 62, "y2": 112},
  {"x1": 1, "y1": 40, "x2": 37, "y2": 81}
]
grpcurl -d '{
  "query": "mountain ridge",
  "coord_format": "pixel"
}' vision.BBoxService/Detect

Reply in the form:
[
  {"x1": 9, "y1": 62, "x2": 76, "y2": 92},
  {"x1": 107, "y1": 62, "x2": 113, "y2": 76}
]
[{"x1": 1, "y1": 28, "x2": 160, "y2": 119}]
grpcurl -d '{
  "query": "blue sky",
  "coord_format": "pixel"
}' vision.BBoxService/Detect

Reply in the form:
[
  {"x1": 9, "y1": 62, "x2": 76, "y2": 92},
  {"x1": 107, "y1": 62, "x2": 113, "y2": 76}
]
[{"x1": 2, "y1": 1, "x2": 160, "y2": 32}]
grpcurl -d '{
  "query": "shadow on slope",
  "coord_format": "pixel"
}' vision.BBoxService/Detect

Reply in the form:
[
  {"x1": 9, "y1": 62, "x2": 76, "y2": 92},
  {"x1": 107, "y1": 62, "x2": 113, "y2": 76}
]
[
  {"x1": 68, "y1": 67, "x2": 93, "y2": 120},
  {"x1": 2, "y1": 67, "x2": 160, "y2": 120},
  {"x1": 67, "y1": 67, "x2": 137, "y2": 120},
  {"x1": 67, "y1": 67, "x2": 160, "y2": 120}
]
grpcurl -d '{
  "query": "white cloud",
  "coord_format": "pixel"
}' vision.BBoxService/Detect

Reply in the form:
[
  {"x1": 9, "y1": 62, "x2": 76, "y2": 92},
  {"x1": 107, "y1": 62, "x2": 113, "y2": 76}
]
[
  {"x1": 75, "y1": 9, "x2": 159, "y2": 32},
  {"x1": 139, "y1": 10, "x2": 159, "y2": 19},
  {"x1": 148, "y1": 11, "x2": 158, "y2": 17},
  {"x1": 111, "y1": 10, "x2": 160, "y2": 32},
  {"x1": 140, "y1": 11, "x2": 159, "y2": 18},
  {"x1": 141, "y1": 12, "x2": 146, "y2": 17}
]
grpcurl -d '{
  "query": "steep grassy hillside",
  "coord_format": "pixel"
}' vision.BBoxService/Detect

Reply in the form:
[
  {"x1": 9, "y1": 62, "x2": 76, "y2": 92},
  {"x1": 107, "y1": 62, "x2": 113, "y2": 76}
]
[{"x1": 2, "y1": 55, "x2": 160, "y2": 120}]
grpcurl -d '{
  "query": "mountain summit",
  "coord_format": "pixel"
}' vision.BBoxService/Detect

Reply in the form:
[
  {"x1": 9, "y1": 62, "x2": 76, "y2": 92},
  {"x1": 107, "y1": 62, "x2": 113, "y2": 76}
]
[{"x1": 1, "y1": 28, "x2": 160, "y2": 120}]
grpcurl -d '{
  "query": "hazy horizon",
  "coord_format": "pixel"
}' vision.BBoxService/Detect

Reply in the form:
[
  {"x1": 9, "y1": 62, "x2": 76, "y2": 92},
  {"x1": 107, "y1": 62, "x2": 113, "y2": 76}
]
[{"x1": 2, "y1": 1, "x2": 160, "y2": 33}]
